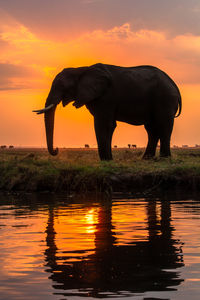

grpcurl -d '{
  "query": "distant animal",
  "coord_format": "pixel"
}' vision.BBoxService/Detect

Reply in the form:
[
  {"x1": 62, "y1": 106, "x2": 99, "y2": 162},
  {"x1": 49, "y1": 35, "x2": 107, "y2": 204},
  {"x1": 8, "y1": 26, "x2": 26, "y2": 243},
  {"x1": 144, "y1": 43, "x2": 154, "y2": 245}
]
[
  {"x1": 84, "y1": 144, "x2": 90, "y2": 148},
  {"x1": 33, "y1": 63, "x2": 182, "y2": 160}
]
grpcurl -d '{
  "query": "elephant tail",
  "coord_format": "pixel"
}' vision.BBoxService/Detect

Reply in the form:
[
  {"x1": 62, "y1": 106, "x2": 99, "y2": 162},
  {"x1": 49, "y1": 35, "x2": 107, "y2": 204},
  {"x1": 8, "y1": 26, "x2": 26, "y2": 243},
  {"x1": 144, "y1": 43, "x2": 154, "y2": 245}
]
[
  {"x1": 174, "y1": 92, "x2": 182, "y2": 118},
  {"x1": 159, "y1": 68, "x2": 182, "y2": 118}
]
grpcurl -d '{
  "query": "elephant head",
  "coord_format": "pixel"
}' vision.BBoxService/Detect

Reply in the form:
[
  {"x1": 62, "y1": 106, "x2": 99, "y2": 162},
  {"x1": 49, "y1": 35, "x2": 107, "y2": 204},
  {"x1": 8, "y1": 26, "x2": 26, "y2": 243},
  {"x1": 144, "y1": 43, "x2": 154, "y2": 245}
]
[{"x1": 33, "y1": 64, "x2": 111, "y2": 155}]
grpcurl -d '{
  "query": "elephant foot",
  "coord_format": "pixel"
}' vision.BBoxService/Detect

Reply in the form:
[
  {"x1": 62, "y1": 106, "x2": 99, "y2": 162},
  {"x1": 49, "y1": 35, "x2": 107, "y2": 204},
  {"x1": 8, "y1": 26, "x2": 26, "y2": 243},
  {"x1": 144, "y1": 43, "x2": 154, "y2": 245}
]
[
  {"x1": 160, "y1": 153, "x2": 171, "y2": 158},
  {"x1": 142, "y1": 153, "x2": 155, "y2": 160},
  {"x1": 100, "y1": 157, "x2": 113, "y2": 161}
]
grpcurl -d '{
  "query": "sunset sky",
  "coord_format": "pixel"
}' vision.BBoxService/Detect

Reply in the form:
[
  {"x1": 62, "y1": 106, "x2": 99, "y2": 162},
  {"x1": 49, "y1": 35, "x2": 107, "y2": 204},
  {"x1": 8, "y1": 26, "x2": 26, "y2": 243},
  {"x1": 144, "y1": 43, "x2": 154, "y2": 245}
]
[{"x1": 0, "y1": 0, "x2": 200, "y2": 147}]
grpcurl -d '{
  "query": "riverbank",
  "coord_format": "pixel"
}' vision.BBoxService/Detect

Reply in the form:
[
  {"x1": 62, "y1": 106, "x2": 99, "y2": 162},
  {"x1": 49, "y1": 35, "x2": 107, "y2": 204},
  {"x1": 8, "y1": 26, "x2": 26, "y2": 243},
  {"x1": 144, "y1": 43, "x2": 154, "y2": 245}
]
[{"x1": 0, "y1": 148, "x2": 200, "y2": 194}]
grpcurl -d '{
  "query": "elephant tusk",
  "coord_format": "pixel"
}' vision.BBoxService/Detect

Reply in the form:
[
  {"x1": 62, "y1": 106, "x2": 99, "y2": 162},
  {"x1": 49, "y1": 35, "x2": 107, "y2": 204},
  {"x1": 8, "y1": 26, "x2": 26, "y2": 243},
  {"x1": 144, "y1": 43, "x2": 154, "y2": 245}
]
[{"x1": 32, "y1": 104, "x2": 55, "y2": 114}]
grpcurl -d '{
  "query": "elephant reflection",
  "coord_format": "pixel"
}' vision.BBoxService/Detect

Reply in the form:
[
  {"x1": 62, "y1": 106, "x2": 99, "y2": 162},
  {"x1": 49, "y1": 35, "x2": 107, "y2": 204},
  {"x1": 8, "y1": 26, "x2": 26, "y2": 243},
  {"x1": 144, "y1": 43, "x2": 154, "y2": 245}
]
[{"x1": 44, "y1": 199, "x2": 184, "y2": 298}]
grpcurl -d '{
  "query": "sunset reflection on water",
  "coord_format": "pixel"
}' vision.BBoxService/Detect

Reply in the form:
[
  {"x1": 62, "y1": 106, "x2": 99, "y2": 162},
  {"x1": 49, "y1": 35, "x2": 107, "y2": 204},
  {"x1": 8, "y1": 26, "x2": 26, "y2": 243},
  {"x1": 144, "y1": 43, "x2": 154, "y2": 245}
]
[
  {"x1": 53, "y1": 205, "x2": 100, "y2": 259},
  {"x1": 0, "y1": 193, "x2": 200, "y2": 299}
]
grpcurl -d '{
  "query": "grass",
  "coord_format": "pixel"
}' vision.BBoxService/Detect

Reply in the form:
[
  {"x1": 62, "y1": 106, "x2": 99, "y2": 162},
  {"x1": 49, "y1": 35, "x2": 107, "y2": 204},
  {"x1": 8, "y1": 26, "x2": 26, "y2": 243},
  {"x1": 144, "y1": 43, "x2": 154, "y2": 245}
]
[{"x1": 0, "y1": 147, "x2": 200, "y2": 194}]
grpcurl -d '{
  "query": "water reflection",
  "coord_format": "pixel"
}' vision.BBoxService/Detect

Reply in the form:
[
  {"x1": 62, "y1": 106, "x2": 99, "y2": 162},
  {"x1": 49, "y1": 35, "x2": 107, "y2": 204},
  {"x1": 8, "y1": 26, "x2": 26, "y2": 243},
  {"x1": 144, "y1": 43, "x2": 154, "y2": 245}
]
[{"x1": 44, "y1": 198, "x2": 184, "y2": 298}]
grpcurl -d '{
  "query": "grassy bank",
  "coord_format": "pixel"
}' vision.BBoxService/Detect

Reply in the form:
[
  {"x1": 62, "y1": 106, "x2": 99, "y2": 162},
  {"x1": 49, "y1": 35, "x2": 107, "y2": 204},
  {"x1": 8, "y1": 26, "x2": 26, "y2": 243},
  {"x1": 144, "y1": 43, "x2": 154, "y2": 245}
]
[{"x1": 0, "y1": 148, "x2": 200, "y2": 194}]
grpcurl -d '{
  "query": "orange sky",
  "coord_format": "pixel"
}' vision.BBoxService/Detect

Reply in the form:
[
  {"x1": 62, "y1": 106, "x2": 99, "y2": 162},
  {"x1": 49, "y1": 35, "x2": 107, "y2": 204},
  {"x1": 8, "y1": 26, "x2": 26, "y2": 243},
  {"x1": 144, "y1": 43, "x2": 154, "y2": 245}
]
[{"x1": 0, "y1": 2, "x2": 200, "y2": 147}]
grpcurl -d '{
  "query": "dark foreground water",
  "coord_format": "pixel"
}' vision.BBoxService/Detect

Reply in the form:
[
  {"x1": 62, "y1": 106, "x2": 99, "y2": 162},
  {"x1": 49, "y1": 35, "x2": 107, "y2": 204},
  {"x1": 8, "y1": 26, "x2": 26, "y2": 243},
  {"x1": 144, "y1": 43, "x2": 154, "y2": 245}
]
[{"x1": 0, "y1": 192, "x2": 200, "y2": 300}]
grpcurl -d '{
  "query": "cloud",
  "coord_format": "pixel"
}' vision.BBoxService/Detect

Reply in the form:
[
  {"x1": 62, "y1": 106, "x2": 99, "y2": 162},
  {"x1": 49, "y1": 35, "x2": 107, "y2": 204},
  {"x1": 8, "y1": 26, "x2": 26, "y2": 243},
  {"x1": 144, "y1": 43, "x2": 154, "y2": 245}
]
[
  {"x1": 66, "y1": 23, "x2": 200, "y2": 85},
  {"x1": 81, "y1": 0, "x2": 104, "y2": 3},
  {"x1": 85, "y1": 23, "x2": 165, "y2": 43},
  {"x1": 1, "y1": 16, "x2": 200, "y2": 90},
  {"x1": 0, "y1": 63, "x2": 43, "y2": 90},
  {"x1": 1, "y1": 0, "x2": 200, "y2": 42}
]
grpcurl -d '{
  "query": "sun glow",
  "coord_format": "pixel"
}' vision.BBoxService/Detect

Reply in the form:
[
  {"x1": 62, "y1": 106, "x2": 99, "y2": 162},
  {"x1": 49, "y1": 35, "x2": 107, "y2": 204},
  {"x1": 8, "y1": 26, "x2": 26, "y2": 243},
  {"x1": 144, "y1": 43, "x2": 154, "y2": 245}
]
[
  {"x1": 54, "y1": 206, "x2": 99, "y2": 253},
  {"x1": 84, "y1": 208, "x2": 99, "y2": 234}
]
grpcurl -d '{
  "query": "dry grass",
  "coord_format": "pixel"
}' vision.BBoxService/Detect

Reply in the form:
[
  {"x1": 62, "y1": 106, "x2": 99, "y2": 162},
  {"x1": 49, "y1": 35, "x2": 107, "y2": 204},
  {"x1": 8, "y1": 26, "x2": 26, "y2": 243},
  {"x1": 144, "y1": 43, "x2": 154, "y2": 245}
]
[{"x1": 0, "y1": 147, "x2": 200, "y2": 193}]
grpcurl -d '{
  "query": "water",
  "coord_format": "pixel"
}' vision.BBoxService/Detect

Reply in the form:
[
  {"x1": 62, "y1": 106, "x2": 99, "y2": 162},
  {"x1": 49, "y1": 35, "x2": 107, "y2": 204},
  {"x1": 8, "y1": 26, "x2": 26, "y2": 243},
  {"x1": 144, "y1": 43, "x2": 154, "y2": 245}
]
[{"x1": 0, "y1": 192, "x2": 200, "y2": 300}]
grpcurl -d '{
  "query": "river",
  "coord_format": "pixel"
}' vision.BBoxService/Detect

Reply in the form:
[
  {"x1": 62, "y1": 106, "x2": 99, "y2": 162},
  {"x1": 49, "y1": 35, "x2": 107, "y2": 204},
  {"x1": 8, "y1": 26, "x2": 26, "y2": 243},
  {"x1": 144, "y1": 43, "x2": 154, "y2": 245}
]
[{"x1": 0, "y1": 192, "x2": 200, "y2": 300}]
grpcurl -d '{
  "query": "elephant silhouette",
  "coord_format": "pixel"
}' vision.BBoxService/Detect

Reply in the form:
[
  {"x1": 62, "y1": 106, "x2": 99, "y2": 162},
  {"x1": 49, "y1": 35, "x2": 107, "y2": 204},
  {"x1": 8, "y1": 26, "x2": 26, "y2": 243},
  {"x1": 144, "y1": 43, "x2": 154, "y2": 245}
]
[{"x1": 33, "y1": 63, "x2": 181, "y2": 160}]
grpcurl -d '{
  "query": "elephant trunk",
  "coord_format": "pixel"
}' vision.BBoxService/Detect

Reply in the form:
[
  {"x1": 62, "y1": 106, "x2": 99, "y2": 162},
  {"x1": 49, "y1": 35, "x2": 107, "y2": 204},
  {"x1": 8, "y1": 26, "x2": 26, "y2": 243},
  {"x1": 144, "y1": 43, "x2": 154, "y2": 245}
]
[{"x1": 44, "y1": 106, "x2": 58, "y2": 156}]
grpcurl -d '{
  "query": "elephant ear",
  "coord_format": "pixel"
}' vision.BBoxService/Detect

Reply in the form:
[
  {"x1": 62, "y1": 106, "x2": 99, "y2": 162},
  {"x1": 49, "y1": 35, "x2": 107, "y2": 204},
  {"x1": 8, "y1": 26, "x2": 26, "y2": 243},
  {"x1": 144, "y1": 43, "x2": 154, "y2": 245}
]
[{"x1": 74, "y1": 64, "x2": 111, "y2": 108}]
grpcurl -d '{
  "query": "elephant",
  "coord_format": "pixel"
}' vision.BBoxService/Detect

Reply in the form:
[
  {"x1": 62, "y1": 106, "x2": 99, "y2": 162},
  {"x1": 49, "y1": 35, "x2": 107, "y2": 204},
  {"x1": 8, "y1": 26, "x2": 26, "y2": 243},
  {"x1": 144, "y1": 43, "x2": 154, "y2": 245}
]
[{"x1": 33, "y1": 63, "x2": 182, "y2": 160}]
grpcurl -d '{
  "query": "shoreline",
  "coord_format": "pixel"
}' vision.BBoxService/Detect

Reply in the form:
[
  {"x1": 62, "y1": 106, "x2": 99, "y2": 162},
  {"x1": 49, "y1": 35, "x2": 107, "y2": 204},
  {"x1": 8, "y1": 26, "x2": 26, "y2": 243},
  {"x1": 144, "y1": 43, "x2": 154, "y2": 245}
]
[{"x1": 0, "y1": 148, "x2": 200, "y2": 195}]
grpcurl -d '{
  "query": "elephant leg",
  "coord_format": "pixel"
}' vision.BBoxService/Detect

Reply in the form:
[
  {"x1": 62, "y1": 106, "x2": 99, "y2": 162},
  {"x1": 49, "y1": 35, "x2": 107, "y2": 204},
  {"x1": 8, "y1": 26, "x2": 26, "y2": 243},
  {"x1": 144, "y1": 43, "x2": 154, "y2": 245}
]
[
  {"x1": 94, "y1": 117, "x2": 116, "y2": 160},
  {"x1": 159, "y1": 118, "x2": 174, "y2": 157},
  {"x1": 143, "y1": 124, "x2": 159, "y2": 159}
]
